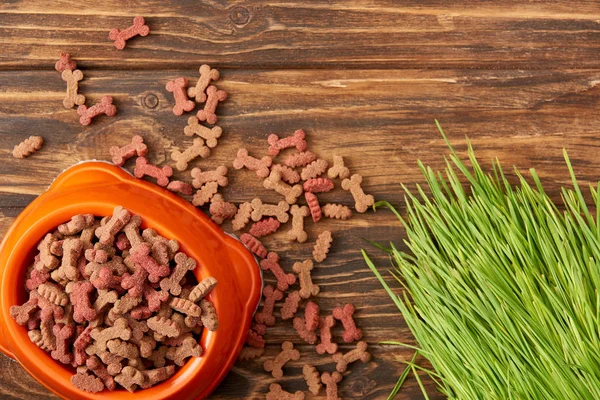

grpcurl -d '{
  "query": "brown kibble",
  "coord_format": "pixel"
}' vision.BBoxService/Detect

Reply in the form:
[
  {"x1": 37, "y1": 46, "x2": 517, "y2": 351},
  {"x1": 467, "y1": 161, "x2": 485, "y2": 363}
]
[
  {"x1": 316, "y1": 316, "x2": 338, "y2": 355},
  {"x1": 161, "y1": 252, "x2": 196, "y2": 296},
  {"x1": 88, "y1": 318, "x2": 132, "y2": 354},
  {"x1": 267, "y1": 129, "x2": 307, "y2": 156},
  {"x1": 58, "y1": 214, "x2": 95, "y2": 236},
  {"x1": 191, "y1": 165, "x2": 228, "y2": 188},
  {"x1": 147, "y1": 316, "x2": 182, "y2": 338},
  {"x1": 238, "y1": 346, "x2": 265, "y2": 361},
  {"x1": 86, "y1": 355, "x2": 116, "y2": 390},
  {"x1": 313, "y1": 231, "x2": 333, "y2": 263},
  {"x1": 321, "y1": 371, "x2": 343, "y2": 400},
  {"x1": 169, "y1": 297, "x2": 201, "y2": 317},
  {"x1": 94, "y1": 290, "x2": 118, "y2": 314},
  {"x1": 301, "y1": 159, "x2": 328, "y2": 181},
  {"x1": 232, "y1": 202, "x2": 253, "y2": 231},
  {"x1": 183, "y1": 117, "x2": 222, "y2": 148},
  {"x1": 95, "y1": 206, "x2": 131, "y2": 246},
  {"x1": 293, "y1": 260, "x2": 319, "y2": 299},
  {"x1": 58, "y1": 238, "x2": 83, "y2": 281},
  {"x1": 322, "y1": 203, "x2": 352, "y2": 220},
  {"x1": 61, "y1": 69, "x2": 86, "y2": 109},
  {"x1": 12, "y1": 136, "x2": 44, "y2": 159},
  {"x1": 328, "y1": 155, "x2": 350, "y2": 180},
  {"x1": 281, "y1": 290, "x2": 301, "y2": 320},
  {"x1": 209, "y1": 194, "x2": 238, "y2": 224},
  {"x1": 188, "y1": 64, "x2": 220, "y2": 103},
  {"x1": 305, "y1": 192, "x2": 322, "y2": 223},
  {"x1": 139, "y1": 366, "x2": 176, "y2": 389},
  {"x1": 284, "y1": 151, "x2": 317, "y2": 168},
  {"x1": 37, "y1": 282, "x2": 69, "y2": 306},
  {"x1": 199, "y1": 299, "x2": 218, "y2": 331},
  {"x1": 10, "y1": 295, "x2": 39, "y2": 326},
  {"x1": 255, "y1": 285, "x2": 283, "y2": 327},
  {"x1": 115, "y1": 366, "x2": 144, "y2": 393},
  {"x1": 107, "y1": 339, "x2": 140, "y2": 359},
  {"x1": 188, "y1": 276, "x2": 218, "y2": 303},
  {"x1": 263, "y1": 170, "x2": 303, "y2": 204},
  {"x1": 71, "y1": 372, "x2": 105, "y2": 393},
  {"x1": 271, "y1": 164, "x2": 300, "y2": 184},
  {"x1": 167, "y1": 336, "x2": 202, "y2": 366},
  {"x1": 233, "y1": 148, "x2": 272, "y2": 178},
  {"x1": 147, "y1": 346, "x2": 169, "y2": 368},
  {"x1": 141, "y1": 229, "x2": 179, "y2": 260},
  {"x1": 112, "y1": 294, "x2": 142, "y2": 315},
  {"x1": 287, "y1": 205, "x2": 309, "y2": 243},
  {"x1": 303, "y1": 364, "x2": 322, "y2": 395},
  {"x1": 251, "y1": 198, "x2": 290, "y2": 223},
  {"x1": 171, "y1": 138, "x2": 210, "y2": 171},
  {"x1": 122, "y1": 215, "x2": 143, "y2": 252},
  {"x1": 263, "y1": 341, "x2": 300, "y2": 379},
  {"x1": 37, "y1": 233, "x2": 59, "y2": 270},
  {"x1": 266, "y1": 383, "x2": 305, "y2": 400},
  {"x1": 192, "y1": 181, "x2": 219, "y2": 207},
  {"x1": 332, "y1": 341, "x2": 371, "y2": 373},
  {"x1": 341, "y1": 174, "x2": 375, "y2": 213},
  {"x1": 28, "y1": 329, "x2": 50, "y2": 351}
]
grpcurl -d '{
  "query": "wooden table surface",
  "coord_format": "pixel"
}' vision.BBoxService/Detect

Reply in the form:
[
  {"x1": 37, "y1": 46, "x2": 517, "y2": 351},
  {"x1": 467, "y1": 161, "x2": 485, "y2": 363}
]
[{"x1": 2, "y1": 1, "x2": 600, "y2": 399}]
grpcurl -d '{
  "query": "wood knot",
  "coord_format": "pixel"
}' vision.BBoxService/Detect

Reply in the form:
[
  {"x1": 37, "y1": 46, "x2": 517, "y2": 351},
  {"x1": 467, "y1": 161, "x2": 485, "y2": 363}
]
[
  {"x1": 230, "y1": 6, "x2": 250, "y2": 26},
  {"x1": 142, "y1": 93, "x2": 159, "y2": 109},
  {"x1": 350, "y1": 375, "x2": 377, "y2": 396}
]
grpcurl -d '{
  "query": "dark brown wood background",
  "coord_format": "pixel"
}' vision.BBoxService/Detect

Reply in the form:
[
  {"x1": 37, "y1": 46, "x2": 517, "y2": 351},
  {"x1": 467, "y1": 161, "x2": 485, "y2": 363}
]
[{"x1": 2, "y1": 1, "x2": 600, "y2": 399}]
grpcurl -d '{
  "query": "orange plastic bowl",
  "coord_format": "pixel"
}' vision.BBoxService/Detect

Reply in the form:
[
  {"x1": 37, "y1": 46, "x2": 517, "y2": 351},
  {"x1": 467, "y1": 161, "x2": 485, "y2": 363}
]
[{"x1": 0, "y1": 161, "x2": 262, "y2": 400}]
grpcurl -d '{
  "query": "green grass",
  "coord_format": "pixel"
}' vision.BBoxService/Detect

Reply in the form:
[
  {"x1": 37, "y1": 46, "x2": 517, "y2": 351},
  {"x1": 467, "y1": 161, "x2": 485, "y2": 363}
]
[{"x1": 364, "y1": 121, "x2": 600, "y2": 399}]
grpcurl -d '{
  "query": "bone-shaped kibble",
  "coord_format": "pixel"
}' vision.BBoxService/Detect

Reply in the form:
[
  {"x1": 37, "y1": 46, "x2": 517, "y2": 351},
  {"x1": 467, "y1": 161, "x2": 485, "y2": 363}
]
[
  {"x1": 131, "y1": 334, "x2": 156, "y2": 358},
  {"x1": 190, "y1": 165, "x2": 228, "y2": 188},
  {"x1": 301, "y1": 159, "x2": 328, "y2": 181},
  {"x1": 55, "y1": 51, "x2": 76, "y2": 73},
  {"x1": 86, "y1": 257, "x2": 127, "y2": 284},
  {"x1": 87, "y1": 354, "x2": 117, "y2": 390},
  {"x1": 305, "y1": 192, "x2": 322, "y2": 223},
  {"x1": 26, "y1": 264, "x2": 50, "y2": 291},
  {"x1": 263, "y1": 341, "x2": 300, "y2": 379},
  {"x1": 266, "y1": 383, "x2": 305, "y2": 400},
  {"x1": 233, "y1": 148, "x2": 272, "y2": 178},
  {"x1": 151, "y1": 241, "x2": 169, "y2": 266},
  {"x1": 169, "y1": 297, "x2": 201, "y2": 317},
  {"x1": 107, "y1": 338, "x2": 140, "y2": 359},
  {"x1": 96, "y1": 350, "x2": 125, "y2": 376},
  {"x1": 281, "y1": 290, "x2": 301, "y2": 320},
  {"x1": 166, "y1": 77, "x2": 195, "y2": 116},
  {"x1": 255, "y1": 285, "x2": 283, "y2": 327},
  {"x1": 131, "y1": 242, "x2": 170, "y2": 283},
  {"x1": 264, "y1": 170, "x2": 303, "y2": 204},
  {"x1": 161, "y1": 252, "x2": 196, "y2": 296},
  {"x1": 109, "y1": 16, "x2": 150, "y2": 50},
  {"x1": 94, "y1": 289, "x2": 118, "y2": 314},
  {"x1": 303, "y1": 364, "x2": 322, "y2": 395},
  {"x1": 166, "y1": 180, "x2": 193, "y2": 195},
  {"x1": 188, "y1": 276, "x2": 218, "y2": 303},
  {"x1": 141, "y1": 229, "x2": 180, "y2": 260},
  {"x1": 95, "y1": 206, "x2": 131, "y2": 245},
  {"x1": 341, "y1": 174, "x2": 374, "y2": 213},
  {"x1": 232, "y1": 202, "x2": 253, "y2": 231},
  {"x1": 293, "y1": 316, "x2": 317, "y2": 344},
  {"x1": 209, "y1": 194, "x2": 238, "y2": 224},
  {"x1": 303, "y1": 177, "x2": 334, "y2": 194},
  {"x1": 37, "y1": 282, "x2": 69, "y2": 306},
  {"x1": 112, "y1": 294, "x2": 142, "y2": 316},
  {"x1": 71, "y1": 372, "x2": 105, "y2": 393},
  {"x1": 192, "y1": 181, "x2": 219, "y2": 207},
  {"x1": 147, "y1": 316, "x2": 181, "y2": 338},
  {"x1": 321, "y1": 371, "x2": 342, "y2": 400},
  {"x1": 239, "y1": 347, "x2": 265, "y2": 361},
  {"x1": 322, "y1": 203, "x2": 352, "y2": 220},
  {"x1": 328, "y1": 155, "x2": 350, "y2": 180},
  {"x1": 171, "y1": 138, "x2": 210, "y2": 171},
  {"x1": 251, "y1": 198, "x2": 290, "y2": 223},
  {"x1": 10, "y1": 295, "x2": 38, "y2": 326},
  {"x1": 147, "y1": 345, "x2": 169, "y2": 368},
  {"x1": 197, "y1": 85, "x2": 227, "y2": 125},
  {"x1": 58, "y1": 214, "x2": 95, "y2": 236},
  {"x1": 271, "y1": 164, "x2": 301, "y2": 184},
  {"x1": 287, "y1": 205, "x2": 309, "y2": 243},
  {"x1": 332, "y1": 340, "x2": 371, "y2": 373},
  {"x1": 313, "y1": 230, "x2": 332, "y2": 263},
  {"x1": 12, "y1": 135, "x2": 44, "y2": 159},
  {"x1": 249, "y1": 217, "x2": 280, "y2": 238},
  {"x1": 115, "y1": 366, "x2": 144, "y2": 392},
  {"x1": 122, "y1": 215, "x2": 143, "y2": 252},
  {"x1": 109, "y1": 135, "x2": 148, "y2": 166},
  {"x1": 240, "y1": 233, "x2": 268, "y2": 258},
  {"x1": 77, "y1": 95, "x2": 117, "y2": 126},
  {"x1": 166, "y1": 336, "x2": 202, "y2": 366},
  {"x1": 57, "y1": 238, "x2": 83, "y2": 280},
  {"x1": 134, "y1": 157, "x2": 173, "y2": 186},
  {"x1": 316, "y1": 316, "x2": 337, "y2": 355},
  {"x1": 68, "y1": 281, "x2": 97, "y2": 323},
  {"x1": 333, "y1": 303, "x2": 363, "y2": 342},
  {"x1": 40, "y1": 310, "x2": 56, "y2": 351},
  {"x1": 260, "y1": 252, "x2": 296, "y2": 292},
  {"x1": 183, "y1": 117, "x2": 222, "y2": 148},
  {"x1": 293, "y1": 260, "x2": 319, "y2": 299},
  {"x1": 37, "y1": 233, "x2": 59, "y2": 270},
  {"x1": 61, "y1": 69, "x2": 85, "y2": 109},
  {"x1": 188, "y1": 64, "x2": 220, "y2": 103},
  {"x1": 139, "y1": 366, "x2": 176, "y2": 389},
  {"x1": 285, "y1": 151, "x2": 317, "y2": 168},
  {"x1": 143, "y1": 286, "x2": 169, "y2": 312},
  {"x1": 267, "y1": 129, "x2": 307, "y2": 156},
  {"x1": 89, "y1": 318, "x2": 131, "y2": 354}
]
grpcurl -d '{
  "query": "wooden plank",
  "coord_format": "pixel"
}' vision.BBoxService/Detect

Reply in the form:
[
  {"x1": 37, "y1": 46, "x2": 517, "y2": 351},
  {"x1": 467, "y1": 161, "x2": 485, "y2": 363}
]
[
  {"x1": 2, "y1": 67, "x2": 600, "y2": 398},
  {"x1": 1, "y1": 1, "x2": 600, "y2": 69}
]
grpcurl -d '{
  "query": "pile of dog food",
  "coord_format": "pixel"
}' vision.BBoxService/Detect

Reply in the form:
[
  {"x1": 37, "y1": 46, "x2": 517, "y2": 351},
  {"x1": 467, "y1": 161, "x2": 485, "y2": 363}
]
[{"x1": 10, "y1": 16, "x2": 376, "y2": 399}]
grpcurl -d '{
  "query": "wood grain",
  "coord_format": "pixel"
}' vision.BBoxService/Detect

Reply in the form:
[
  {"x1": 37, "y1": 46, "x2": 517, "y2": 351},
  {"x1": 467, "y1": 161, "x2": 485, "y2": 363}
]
[{"x1": 1, "y1": 1, "x2": 600, "y2": 70}]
